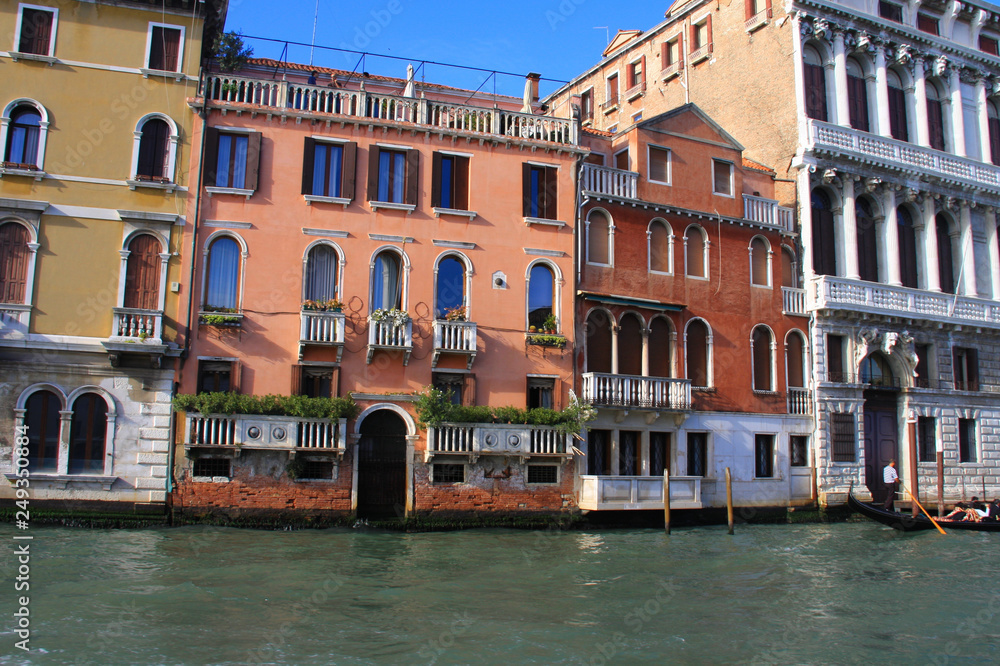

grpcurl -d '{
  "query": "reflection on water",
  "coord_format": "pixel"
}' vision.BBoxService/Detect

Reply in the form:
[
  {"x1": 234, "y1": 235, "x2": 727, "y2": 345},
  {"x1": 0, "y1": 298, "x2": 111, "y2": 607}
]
[{"x1": 1, "y1": 523, "x2": 999, "y2": 664}]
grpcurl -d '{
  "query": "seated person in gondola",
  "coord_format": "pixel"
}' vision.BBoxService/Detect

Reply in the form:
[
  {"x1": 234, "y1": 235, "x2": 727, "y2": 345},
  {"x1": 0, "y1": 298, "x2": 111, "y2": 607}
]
[
  {"x1": 943, "y1": 502, "x2": 978, "y2": 521},
  {"x1": 988, "y1": 499, "x2": 1000, "y2": 522}
]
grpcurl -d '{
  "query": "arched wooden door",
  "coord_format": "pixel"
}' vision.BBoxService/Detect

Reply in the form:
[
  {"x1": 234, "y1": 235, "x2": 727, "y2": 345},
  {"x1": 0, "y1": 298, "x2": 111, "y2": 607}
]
[{"x1": 356, "y1": 410, "x2": 407, "y2": 518}]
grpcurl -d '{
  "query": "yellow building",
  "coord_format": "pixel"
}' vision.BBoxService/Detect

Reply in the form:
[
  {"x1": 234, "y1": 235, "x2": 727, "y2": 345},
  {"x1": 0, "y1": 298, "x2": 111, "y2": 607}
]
[{"x1": 0, "y1": 0, "x2": 226, "y2": 510}]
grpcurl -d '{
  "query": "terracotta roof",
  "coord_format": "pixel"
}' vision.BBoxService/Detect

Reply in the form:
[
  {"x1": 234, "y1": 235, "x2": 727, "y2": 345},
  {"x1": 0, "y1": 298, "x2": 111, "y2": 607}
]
[
  {"x1": 742, "y1": 157, "x2": 775, "y2": 174},
  {"x1": 245, "y1": 58, "x2": 522, "y2": 101},
  {"x1": 583, "y1": 126, "x2": 614, "y2": 137}
]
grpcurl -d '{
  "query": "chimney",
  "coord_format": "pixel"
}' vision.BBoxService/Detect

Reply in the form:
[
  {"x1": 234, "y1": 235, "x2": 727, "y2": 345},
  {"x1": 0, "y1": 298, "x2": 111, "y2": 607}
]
[{"x1": 526, "y1": 72, "x2": 541, "y2": 104}]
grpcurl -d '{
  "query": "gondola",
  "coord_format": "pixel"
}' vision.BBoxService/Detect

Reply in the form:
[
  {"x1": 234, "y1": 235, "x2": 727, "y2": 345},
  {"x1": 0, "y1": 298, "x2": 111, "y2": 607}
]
[{"x1": 847, "y1": 484, "x2": 1000, "y2": 532}]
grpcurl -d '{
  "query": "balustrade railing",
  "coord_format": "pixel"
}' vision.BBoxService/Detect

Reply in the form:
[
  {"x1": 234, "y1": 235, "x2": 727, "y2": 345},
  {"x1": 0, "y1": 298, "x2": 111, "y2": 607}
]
[
  {"x1": 433, "y1": 320, "x2": 477, "y2": 353},
  {"x1": 426, "y1": 423, "x2": 570, "y2": 460},
  {"x1": 581, "y1": 163, "x2": 639, "y2": 199},
  {"x1": 111, "y1": 308, "x2": 162, "y2": 342},
  {"x1": 300, "y1": 310, "x2": 346, "y2": 345},
  {"x1": 0, "y1": 304, "x2": 31, "y2": 336},
  {"x1": 184, "y1": 414, "x2": 347, "y2": 451},
  {"x1": 368, "y1": 318, "x2": 413, "y2": 348},
  {"x1": 581, "y1": 373, "x2": 692, "y2": 410},
  {"x1": 743, "y1": 194, "x2": 795, "y2": 232},
  {"x1": 787, "y1": 387, "x2": 811, "y2": 415},
  {"x1": 782, "y1": 287, "x2": 806, "y2": 315}
]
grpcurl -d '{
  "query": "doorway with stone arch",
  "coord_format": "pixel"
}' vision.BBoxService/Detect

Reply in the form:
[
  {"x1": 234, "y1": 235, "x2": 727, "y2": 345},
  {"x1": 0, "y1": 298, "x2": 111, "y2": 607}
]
[{"x1": 355, "y1": 409, "x2": 408, "y2": 518}]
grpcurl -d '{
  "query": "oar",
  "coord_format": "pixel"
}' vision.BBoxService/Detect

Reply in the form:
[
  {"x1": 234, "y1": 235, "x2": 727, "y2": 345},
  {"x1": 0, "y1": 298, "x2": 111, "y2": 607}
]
[{"x1": 900, "y1": 483, "x2": 947, "y2": 535}]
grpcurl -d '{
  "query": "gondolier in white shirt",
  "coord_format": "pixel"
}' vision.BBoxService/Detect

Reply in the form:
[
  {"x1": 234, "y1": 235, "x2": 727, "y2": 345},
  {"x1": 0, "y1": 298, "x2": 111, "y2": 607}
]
[{"x1": 882, "y1": 459, "x2": 899, "y2": 512}]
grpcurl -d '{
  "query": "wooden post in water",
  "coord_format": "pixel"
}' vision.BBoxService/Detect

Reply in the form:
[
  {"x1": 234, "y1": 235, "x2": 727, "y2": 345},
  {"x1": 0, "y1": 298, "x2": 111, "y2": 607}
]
[
  {"x1": 726, "y1": 467, "x2": 734, "y2": 535},
  {"x1": 663, "y1": 469, "x2": 671, "y2": 534},
  {"x1": 908, "y1": 416, "x2": 919, "y2": 518},
  {"x1": 937, "y1": 451, "x2": 944, "y2": 517}
]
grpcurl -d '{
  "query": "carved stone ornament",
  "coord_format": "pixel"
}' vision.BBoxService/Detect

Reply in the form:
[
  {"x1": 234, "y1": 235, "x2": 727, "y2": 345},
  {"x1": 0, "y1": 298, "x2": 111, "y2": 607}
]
[
  {"x1": 855, "y1": 326, "x2": 879, "y2": 371},
  {"x1": 855, "y1": 31, "x2": 873, "y2": 53},
  {"x1": 822, "y1": 168, "x2": 839, "y2": 185},
  {"x1": 960, "y1": 68, "x2": 986, "y2": 86},
  {"x1": 933, "y1": 54, "x2": 949, "y2": 78},
  {"x1": 904, "y1": 188, "x2": 921, "y2": 203},
  {"x1": 864, "y1": 177, "x2": 882, "y2": 193},
  {"x1": 945, "y1": 196, "x2": 959, "y2": 211},
  {"x1": 893, "y1": 330, "x2": 919, "y2": 377},
  {"x1": 813, "y1": 18, "x2": 830, "y2": 41},
  {"x1": 841, "y1": 30, "x2": 856, "y2": 51},
  {"x1": 895, "y1": 44, "x2": 913, "y2": 65}
]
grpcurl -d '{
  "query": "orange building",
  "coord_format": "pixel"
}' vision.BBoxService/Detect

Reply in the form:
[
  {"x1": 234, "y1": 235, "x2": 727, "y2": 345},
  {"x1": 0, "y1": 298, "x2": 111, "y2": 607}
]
[{"x1": 171, "y1": 60, "x2": 586, "y2": 519}]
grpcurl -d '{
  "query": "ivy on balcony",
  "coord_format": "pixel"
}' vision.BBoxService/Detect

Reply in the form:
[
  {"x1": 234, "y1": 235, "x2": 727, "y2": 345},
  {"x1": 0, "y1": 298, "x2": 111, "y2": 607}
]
[
  {"x1": 173, "y1": 392, "x2": 359, "y2": 420},
  {"x1": 414, "y1": 387, "x2": 595, "y2": 436}
]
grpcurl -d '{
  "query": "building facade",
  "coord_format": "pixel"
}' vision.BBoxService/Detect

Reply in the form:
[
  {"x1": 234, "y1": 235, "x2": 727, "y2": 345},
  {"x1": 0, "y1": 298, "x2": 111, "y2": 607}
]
[{"x1": 0, "y1": 0, "x2": 225, "y2": 508}]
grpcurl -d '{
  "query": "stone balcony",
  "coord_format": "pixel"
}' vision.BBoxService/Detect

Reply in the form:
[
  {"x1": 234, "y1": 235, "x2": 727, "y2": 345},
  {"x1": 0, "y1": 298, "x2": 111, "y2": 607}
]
[
  {"x1": 581, "y1": 373, "x2": 692, "y2": 411},
  {"x1": 424, "y1": 423, "x2": 571, "y2": 463},
  {"x1": 367, "y1": 318, "x2": 413, "y2": 365},
  {"x1": 184, "y1": 414, "x2": 348, "y2": 456},
  {"x1": 782, "y1": 287, "x2": 807, "y2": 316},
  {"x1": 580, "y1": 163, "x2": 638, "y2": 200},
  {"x1": 578, "y1": 474, "x2": 703, "y2": 510},
  {"x1": 102, "y1": 307, "x2": 168, "y2": 367},
  {"x1": 0, "y1": 303, "x2": 31, "y2": 337},
  {"x1": 299, "y1": 310, "x2": 346, "y2": 361},
  {"x1": 432, "y1": 320, "x2": 477, "y2": 369},
  {"x1": 743, "y1": 194, "x2": 794, "y2": 232}
]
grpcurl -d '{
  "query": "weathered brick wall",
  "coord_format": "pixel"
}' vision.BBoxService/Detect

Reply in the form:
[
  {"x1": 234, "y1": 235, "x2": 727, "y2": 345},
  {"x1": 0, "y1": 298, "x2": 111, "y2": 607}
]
[{"x1": 413, "y1": 460, "x2": 576, "y2": 515}]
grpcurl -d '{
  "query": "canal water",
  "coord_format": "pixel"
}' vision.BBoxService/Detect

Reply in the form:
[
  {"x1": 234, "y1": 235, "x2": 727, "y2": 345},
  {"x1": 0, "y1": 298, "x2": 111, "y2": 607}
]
[{"x1": 1, "y1": 521, "x2": 998, "y2": 665}]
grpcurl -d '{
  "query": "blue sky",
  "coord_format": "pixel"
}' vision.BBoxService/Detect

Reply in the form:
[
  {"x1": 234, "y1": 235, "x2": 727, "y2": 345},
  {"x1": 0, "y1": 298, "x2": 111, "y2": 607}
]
[{"x1": 224, "y1": 0, "x2": 673, "y2": 97}]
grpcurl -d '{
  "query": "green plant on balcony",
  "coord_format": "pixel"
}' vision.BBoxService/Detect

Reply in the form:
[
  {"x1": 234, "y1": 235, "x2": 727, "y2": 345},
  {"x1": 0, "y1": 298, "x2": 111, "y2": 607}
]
[
  {"x1": 173, "y1": 392, "x2": 360, "y2": 421},
  {"x1": 200, "y1": 314, "x2": 241, "y2": 326},
  {"x1": 414, "y1": 387, "x2": 594, "y2": 435},
  {"x1": 214, "y1": 30, "x2": 253, "y2": 73},
  {"x1": 443, "y1": 305, "x2": 467, "y2": 322},
  {"x1": 371, "y1": 308, "x2": 411, "y2": 327},
  {"x1": 302, "y1": 298, "x2": 344, "y2": 312},
  {"x1": 526, "y1": 334, "x2": 567, "y2": 348},
  {"x1": 542, "y1": 314, "x2": 557, "y2": 333}
]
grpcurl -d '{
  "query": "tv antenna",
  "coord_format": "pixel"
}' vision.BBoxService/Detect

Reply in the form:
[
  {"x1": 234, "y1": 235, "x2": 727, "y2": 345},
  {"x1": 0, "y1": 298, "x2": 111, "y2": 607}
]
[
  {"x1": 309, "y1": 0, "x2": 320, "y2": 66},
  {"x1": 594, "y1": 26, "x2": 609, "y2": 44}
]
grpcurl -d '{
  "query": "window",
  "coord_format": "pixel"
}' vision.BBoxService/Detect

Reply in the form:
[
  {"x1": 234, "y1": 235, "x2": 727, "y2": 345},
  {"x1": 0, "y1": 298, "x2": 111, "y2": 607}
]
[
  {"x1": 206, "y1": 130, "x2": 260, "y2": 191},
  {"x1": 588, "y1": 430, "x2": 612, "y2": 475},
  {"x1": 619, "y1": 430, "x2": 640, "y2": 476},
  {"x1": 981, "y1": 35, "x2": 999, "y2": 56},
  {"x1": 204, "y1": 236, "x2": 242, "y2": 311},
  {"x1": 918, "y1": 416, "x2": 936, "y2": 463},
  {"x1": 803, "y1": 47, "x2": 827, "y2": 122},
  {"x1": 198, "y1": 360, "x2": 237, "y2": 394},
  {"x1": 605, "y1": 73, "x2": 619, "y2": 108},
  {"x1": 936, "y1": 214, "x2": 956, "y2": 295},
  {"x1": 897, "y1": 206, "x2": 918, "y2": 289},
  {"x1": 68, "y1": 393, "x2": 108, "y2": 474},
  {"x1": 712, "y1": 159, "x2": 733, "y2": 196},
  {"x1": 917, "y1": 13, "x2": 939, "y2": 36},
  {"x1": 687, "y1": 432, "x2": 707, "y2": 476},
  {"x1": 648, "y1": 219, "x2": 672, "y2": 273},
  {"x1": 786, "y1": 331, "x2": 805, "y2": 388},
  {"x1": 751, "y1": 325, "x2": 774, "y2": 392},
  {"x1": 527, "y1": 465, "x2": 558, "y2": 484},
  {"x1": 790, "y1": 435, "x2": 808, "y2": 467},
  {"x1": 811, "y1": 189, "x2": 837, "y2": 277},
  {"x1": 527, "y1": 263, "x2": 555, "y2": 330},
  {"x1": 435, "y1": 254, "x2": 466, "y2": 319},
  {"x1": 433, "y1": 464, "x2": 465, "y2": 483},
  {"x1": 617, "y1": 314, "x2": 642, "y2": 376},
  {"x1": 123, "y1": 234, "x2": 162, "y2": 311},
  {"x1": 585, "y1": 310, "x2": 613, "y2": 374},
  {"x1": 135, "y1": 117, "x2": 171, "y2": 182},
  {"x1": 297, "y1": 460, "x2": 334, "y2": 480},
  {"x1": 649, "y1": 318, "x2": 673, "y2": 379},
  {"x1": 299, "y1": 366, "x2": 335, "y2": 398},
  {"x1": 432, "y1": 152, "x2": 470, "y2": 210},
  {"x1": 585, "y1": 152, "x2": 605, "y2": 166},
  {"x1": 522, "y1": 163, "x2": 558, "y2": 220},
  {"x1": 632, "y1": 111, "x2": 643, "y2": 124},
  {"x1": 746, "y1": 0, "x2": 772, "y2": 20},
  {"x1": 371, "y1": 250, "x2": 403, "y2": 311},
  {"x1": 0, "y1": 222, "x2": 32, "y2": 303},
  {"x1": 614, "y1": 149, "x2": 629, "y2": 171},
  {"x1": 24, "y1": 389, "x2": 60, "y2": 472},
  {"x1": 304, "y1": 243, "x2": 339, "y2": 302},
  {"x1": 432, "y1": 372, "x2": 465, "y2": 405},
  {"x1": 860, "y1": 352, "x2": 894, "y2": 387},
  {"x1": 750, "y1": 236, "x2": 769, "y2": 286},
  {"x1": 781, "y1": 247, "x2": 797, "y2": 288},
  {"x1": 827, "y1": 334, "x2": 846, "y2": 382},
  {"x1": 755, "y1": 434, "x2": 775, "y2": 478},
  {"x1": 626, "y1": 57, "x2": 645, "y2": 96},
  {"x1": 686, "y1": 319, "x2": 710, "y2": 388},
  {"x1": 988, "y1": 102, "x2": 1000, "y2": 166},
  {"x1": 690, "y1": 15, "x2": 712, "y2": 59},
  {"x1": 580, "y1": 88, "x2": 594, "y2": 122},
  {"x1": 527, "y1": 376, "x2": 555, "y2": 410},
  {"x1": 887, "y1": 70, "x2": 908, "y2": 142},
  {"x1": 367, "y1": 146, "x2": 418, "y2": 206},
  {"x1": 879, "y1": 1, "x2": 903, "y2": 22},
  {"x1": 662, "y1": 37, "x2": 683, "y2": 77},
  {"x1": 831, "y1": 413, "x2": 856, "y2": 462},
  {"x1": 846, "y1": 58, "x2": 869, "y2": 133},
  {"x1": 648, "y1": 145, "x2": 670, "y2": 184},
  {"x1": 586, "y1": 209, "x2": 611, "y2": 265},
  {"x1": 927, "y1": 82, "x2": 946, "y2": 152},
  {"x1": 856, "y1": 197, "x2": 879, "y2": 283},
  {"x1": 959, "y1": 418, "x2": 977, "y2": 463},
  {"x1": 193, "y1": 458, "x2": 230, "y2": 478},
  {"x1": 147, "y1": 24, "x2": 183, "y2": 72},
  {"x1": 4, "y1": 105, "x2": 42, "y2": 168},
  {"x1": 302, "y1": 139, "x2": 356, "y2": 200},
  {"x1": 651, "y1": 432, "x2": 671, "y2": 475},
  {"x1": 914, "y1": 343, "x2": 932, "y2": 388},
  {"x1": 953, "y1": 347, "x2": 979, "y2": 391},
  {"x1": 685, "y1": 225, "x2": 707, "y2": 278},
  {"x1": 16, "y1": 5, "x2": 56, "y2": 57}
]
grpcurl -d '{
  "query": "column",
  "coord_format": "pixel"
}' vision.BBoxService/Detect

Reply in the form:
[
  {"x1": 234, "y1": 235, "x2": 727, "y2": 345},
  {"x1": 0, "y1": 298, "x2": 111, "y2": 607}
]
[
  {"x1": 976, "y1": 75, "x2": 992, "y2": 164},
  {"x1": 959, "y1": 201, "x2": 977, "y2": 295},
  {"x1": 950, "y1": 69, "x2": 967, "y2": 157},
  {"x1": 610, "y1": 323, "x2": 619, "y2": 375},
  {"x1": 875, "y1": 45, "x2": 892, "y2": 137},
  {"x1": 923, "y1": 197, "x2": 942, "y2": 292},
  {"x1": 833, "y1": 30, "x2": 851, "y2": 127},
  {"x1": 881, "y1": 187, "x2": 902, "y2": 286},
  {"x1": 641, "y1": 326, "x2": 650, "y2": 377},
  {"x1": 984, "y1": 207, "x2": 1000, "y2": 300},
  {"x1": 912, "y1": 193, "x2": 931, "y2": 291},
  {"x1": 832, "y1": 201, "x2": 846, "y2": 277},
  {"x1": 57, "y1": 410, "x2": 73, "y2": 475},
  {"x1": 799, "y1": 169, "x2": 816, "y2": 278},
  {"x1": 914, "y1": 57, "x2": 930, "y2": 147},
  {"x1": 842, "y1": 176, "x2": 861, "y2": 279}
]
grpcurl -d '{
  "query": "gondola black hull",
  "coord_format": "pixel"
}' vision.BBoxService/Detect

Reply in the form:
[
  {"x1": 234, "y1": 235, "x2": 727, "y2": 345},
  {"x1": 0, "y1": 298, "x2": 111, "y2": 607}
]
[{"x1": 848, "y1": 489, "x2": 1000, "y2": 532}]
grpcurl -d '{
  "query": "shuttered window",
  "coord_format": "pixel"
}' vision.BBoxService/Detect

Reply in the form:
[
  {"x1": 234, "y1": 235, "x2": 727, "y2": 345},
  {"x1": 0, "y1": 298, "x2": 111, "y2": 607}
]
[
  {"x1": 302, "y1": 138, "x2": 356, "y2": 199},
  {"x1": 148, "y1": 26, "x2": 182, "y2": 71},
  {"x1": 123, "y1": 234, "x2": 161, "y2": 310},
  {"x1": 887, "y1": 85, "x2": 908, "y2": 141},
  {"x1": 0, "y1": 223, "x2": 31, "y2": 304},
  {"x1": 367, "y1": 146, "x2": 418, "y2": 205},
  {"x1": 523, "y1": 164, "x2": 558, "y2": 219},
  {"x1": 847, "y1": 74, "x2": 869, "y2": 132},
  {"x1": 804, "y1": 63, "x2": 828, "y2": 122},
  {"x1": 18, "y1": 8, "x2": 54, "y2": 56},
  {"x1": 431, "y1": 152, "x2": 470, "y2": 210},
  {"x1": 136, "y1": 118, "x2": 170, "y2": 181},
  {"x1": 203, "y1": 129, "x2": 262, "y2": 192}
]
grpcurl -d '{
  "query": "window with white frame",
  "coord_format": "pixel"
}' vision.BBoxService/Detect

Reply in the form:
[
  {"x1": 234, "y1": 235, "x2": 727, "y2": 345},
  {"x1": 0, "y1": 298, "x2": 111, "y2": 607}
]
[
  {"x1": 205, "y1": 129, "x2": 262, "y2": 193},
  {"x1": 614, "y1": 148, "x2": 629, "y2": 171},
  {"x1": 303, "y1": 138, "x2": 357, "y2": 200},
  {"x1": 527, "y1": 262, "x2": 556, "y2": 331},
  {"x1": 685, "y1": 225, "x2": 708, "y2": 278},
  {"x1": 303, "y1": 243, "x2": 341, "y2": 303},
  {"x1": 146, "y1": 23, "x2": 185, "y2": 72},
  {"x1": 785, "y1": 330, "x2": 806, "y2": 389},
  {"x1": 371, "y1": 249, "x2": 405, "y2": 311},
  {"x1": 751, "y1": 325, "x2": 775, "y2": 392},
  {"x1": 690, "y1": 15, "x2": 713, "y2": 61},
  {"x1": 435, "y1": 253, "x2": 467, "y2": 319},
  {"x1": 686, "y1": 318, "x2": 711, "y2": 388},
  {"x1": 122, "y1": 232, "x2": 166, "y2": 312},
  {"x1": 959, "y1": 418, "x2": 977, "y2": 463},
  {"x1": 754, "y1": 434, "x2": 775, "y2": 478},
  {"x1": 661, "y1": 36, "x2": 683, "y2": 77},
  {"x1": 648, "y1": 145, "x2": 670, "y2": 184},
  {"x1": 20, "y1": 386, "x2": 115, "y2": 476},
  {"x1": 605, "y1": 73, "x2": 619, "y2": 109},
  {"x1": 712, "y1": 159, "x2": 733, "y2": 196},
  {"x1": 0, "y1": 221, "x2": 34, "y2": 304},
  {"x1": 749, "y1": 236, "x2": 770, "y2": 286},
  {"x1": 687, "y1": 432, "x2": 707, "y2": 476},
  {"x1": 15, "y1": 4, "x2": 57, "y2": 57},
  {"x1": 648, "y1": 219, "x2": 672, "y2": 274},
  {"x1": 2, "y1": 100, "x2": 49, "y2": 171},
  {"x1": 586, "y1": 209, "x2": 612, "y2": 265},
  {"x1": 203, "y1": 235, "x2": 244, "y2": 312},
  {"x1": 580, "y1": 88, "x2": 594, "y2": 122},
  {"x1": 131, "y1": 114, "x2": 178, "y2": 184}
]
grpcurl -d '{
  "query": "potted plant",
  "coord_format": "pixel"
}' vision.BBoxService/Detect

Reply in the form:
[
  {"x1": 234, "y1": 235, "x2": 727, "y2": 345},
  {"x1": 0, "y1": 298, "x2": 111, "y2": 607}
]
[
  {"x1": 443, "y1": 305, "x2": 467, "y2": 322},
  {"x1": 371, "y1": 308, "x2": 411, "y2": 327},
  {"x1": 543, "y1": 314, "x2": 557, "y2": 334},
  {"x1": 302, "y1": 298, "x2": 344, "y2": 312}
]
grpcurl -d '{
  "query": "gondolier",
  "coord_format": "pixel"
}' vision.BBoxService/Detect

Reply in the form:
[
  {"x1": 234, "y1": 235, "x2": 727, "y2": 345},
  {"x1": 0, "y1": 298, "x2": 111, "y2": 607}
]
[{"x1": 883, "y1": 459, "x2": 899, "y2": 511}]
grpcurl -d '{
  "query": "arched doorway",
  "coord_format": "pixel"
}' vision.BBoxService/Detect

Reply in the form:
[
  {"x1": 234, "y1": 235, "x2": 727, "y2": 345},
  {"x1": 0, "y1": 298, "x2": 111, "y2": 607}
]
[
  {"x1": 861, "y1": 352, "x2": 898, "y2": 504},
  {"x1": 356, "y1": 410, "x2": 407, "y2": 518}
]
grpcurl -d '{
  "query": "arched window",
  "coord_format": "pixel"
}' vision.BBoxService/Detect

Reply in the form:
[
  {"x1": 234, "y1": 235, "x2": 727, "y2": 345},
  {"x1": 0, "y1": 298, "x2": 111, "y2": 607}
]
[
  {"x1": 527, "y1": 263, "x2": 555, "y2": 330},
  {"x1": 781, "y1": 246, "x2": 798, "y2": 288},
  {"x1": 25, "y1": 389, "x2": 60, "y2": 472},
  {"x1": 587, "y1": 209, "x2": 611, "y2": 265},
  {"x1": 372, "y1": 250, "x2": 403, "y2": 311},
  {"x1": 803, "y1": 46, "x2": 828, "y2": 122},
  {"x1": 0, "y1": 222, "x2": 31, "y2": 303},
  {"x1": 585, "y1": 309, "x2": 613, "y2": 373},
  {"x1": 123, "y1": 234, "x2": 162, "y2": 310},
  {"x1": 750, "y1": 236, "x2": 770, "y2": 286},
  {"x1": 989, "y1": 101, "x2": 1000, "y2": 166},
  {"x1": 617, "y1": 313, "x2": 643, "y2": 376},
  {"x1": 897, "y1": 206, "x2": 919, "y2": 289},
  {"x1": 846, "y1": 57, "x2": 869, "y2": 132},
  {"x1": 304, "y1": 243, "x2": 339, "y2": 303},
  {"x1": 926, "y1": 81, "x2": 946, "y2": 152},
  {"x1": 686, "y1": 319, "x2": 710, "y2": 388},
  {"x1": 887, "y1": 69, "x2": 909, "y2": 142},
  {"x1": 69, "y1": 393, "x2": 108, "y2": 474},
  {"x1": 648, "y1": 219, "x2": 671, "y2": 273},
  {"x1": 751, "y1": 325, "x2": 774, "y2": 391},
  {"x1": 786, "y1": 331, "x2": 806, "y2": 388},
  {"x1": 860, "y1": 352, "x2": 895, "y2": 388},
  {"x1": 435, "y1": 254, "x2": 466, "y2": 319},
  {"x1": 136, "y1": 117, "x2": 171, "y2": 181},
  {"x1": 936, "y1": 214, "x2": 956, "y2": 294},
  {"x1": 685, "y1": 225, "x2": 707, "y2": 278},
  {"x1": 811, "y1": 189, "x2": 837, "y2": 276},
  {"x1": 204, "y1": 236, "x2": 241, "y2": 310},
  {"x1": 648, "y1": 316, "x2": 673, "y2": 378},
  {"x1": 4, "y1": 105, "x2": 41, "y2": 167},
  {"x1": 856, "y1": 196, "x2": 879, "y2": 282}
]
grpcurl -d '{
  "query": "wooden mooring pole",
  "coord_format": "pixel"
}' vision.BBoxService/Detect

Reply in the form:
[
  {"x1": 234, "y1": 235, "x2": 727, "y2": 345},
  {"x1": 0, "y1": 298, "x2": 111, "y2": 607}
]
[
  {"x1": 663, "y1": 469, "x2": 671, "y2": 534},
  {"x1": 937, "y1": 451, "x2": 944, "y2": 518},
  {"x1": 726, "y1": 467, "x2": 734, "y2": 535},
  {"x1": 908, "y1": 417, "x2": 919, "y2": 519}
]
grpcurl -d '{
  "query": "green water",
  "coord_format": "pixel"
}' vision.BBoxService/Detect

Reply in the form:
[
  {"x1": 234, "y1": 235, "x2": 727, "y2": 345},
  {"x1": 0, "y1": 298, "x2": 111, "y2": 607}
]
[{"x1": 1, "y1": 522, "x2": 998, "y2": 664}]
